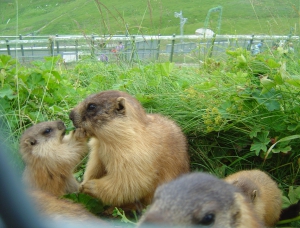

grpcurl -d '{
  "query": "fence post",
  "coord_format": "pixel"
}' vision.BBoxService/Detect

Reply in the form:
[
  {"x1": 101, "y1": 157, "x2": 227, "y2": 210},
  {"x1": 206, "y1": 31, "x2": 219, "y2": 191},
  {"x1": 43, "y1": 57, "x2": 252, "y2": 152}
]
[
  {"x1": 130, "y1": 35, "x2": 136, "y2": 64},
  {"x1": 19, "y1": 34, "x2": 24, "y2": 57},
  {"x1": 6, "y1": 39, "x2": 11, "y2": 56},
  {"x1": 56, "y1": 34, "x2": 60, "y2": 54},
  {"x1": 156, "y1": 34, "x2": 161, "y2": 60},
  {"x1": 49, "y1": 36, "x2": 54, "y2": 56},
  {"x1": 91, "y1": 34, "x2": 95, "y2": 58},
  {"x1": 124, "y1": 34, "x2": 128, "y2": 61},
  {"x1": 169, "y1": 34, "x2": 176, "y2": 62},
  {"x1": 247, "y1": 34, "x2": 254, "y2": 51},
  {"x1": 75, "y1": 39, "x2": 78, "y2": 61}
]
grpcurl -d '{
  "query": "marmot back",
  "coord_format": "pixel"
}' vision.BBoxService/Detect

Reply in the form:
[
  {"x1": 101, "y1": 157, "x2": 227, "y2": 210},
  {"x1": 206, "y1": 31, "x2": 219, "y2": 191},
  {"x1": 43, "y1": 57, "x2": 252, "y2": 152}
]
[
  {"x1": 138, "y1": 172, "x2": 264, "y2": 228},
  {"x1": 20, "y1": 120, "x2": 89, "y2": 196},
  {"x1": 69, "y1": 90, "x2": 190, "y2": 207},
  {"x1": 224, "y1": 169, "x2": 282, "y2": 227}
]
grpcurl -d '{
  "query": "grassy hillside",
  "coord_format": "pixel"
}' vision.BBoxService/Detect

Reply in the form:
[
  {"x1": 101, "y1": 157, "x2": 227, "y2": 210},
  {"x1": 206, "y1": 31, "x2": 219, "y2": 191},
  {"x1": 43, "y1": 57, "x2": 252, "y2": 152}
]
[{"x1": 0, "y1": 0, "x2": 299, "y2": 36}]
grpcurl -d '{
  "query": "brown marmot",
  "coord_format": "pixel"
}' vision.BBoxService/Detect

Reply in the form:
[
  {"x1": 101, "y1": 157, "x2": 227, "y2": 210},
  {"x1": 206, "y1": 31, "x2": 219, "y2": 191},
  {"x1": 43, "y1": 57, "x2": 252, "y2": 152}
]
[
  {"x1": 224, "y1": 169, "x2": 282, "y2": 227},
  {"x1": 137, "y1": 172, "x2": 264, "y2": 228},
  {"x1": 69, "y1": 90, "x2": 190, "y2": 207},
  {"x1": 19, "y1": 120, "x2": 89, "y2": 196}
]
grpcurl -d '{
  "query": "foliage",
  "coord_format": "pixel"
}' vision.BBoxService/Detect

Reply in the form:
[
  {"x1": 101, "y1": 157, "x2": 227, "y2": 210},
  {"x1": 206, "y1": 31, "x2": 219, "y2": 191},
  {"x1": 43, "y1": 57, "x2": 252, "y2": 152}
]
[
  {"x1": 63, "y1": 193, "x2": 106, "y2": 215},
  {"x1": 112, "y1": 208, "x2": 137, "y2": 225},
  {"x1": 1, "y1": 42, "x2": 300, "y2": 226}
]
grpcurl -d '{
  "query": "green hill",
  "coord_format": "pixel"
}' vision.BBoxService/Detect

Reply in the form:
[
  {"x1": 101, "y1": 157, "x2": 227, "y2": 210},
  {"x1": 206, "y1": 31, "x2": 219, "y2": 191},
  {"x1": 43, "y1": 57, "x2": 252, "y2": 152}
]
[{"x1": 0, "y1": 0, "x2": 298, "y2": 36}]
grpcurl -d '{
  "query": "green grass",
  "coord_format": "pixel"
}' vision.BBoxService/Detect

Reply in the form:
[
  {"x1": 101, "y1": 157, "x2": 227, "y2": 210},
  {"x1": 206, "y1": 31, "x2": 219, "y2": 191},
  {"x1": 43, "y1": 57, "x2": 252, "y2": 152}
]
[
  {"x1": 1, "y1": 43, "x2": 300, "y2": 225},
  {"x1": 0, "y1": 0, "x2": 300, "y2": 225},
  {"x1": 0, "y1": 0, "x2": 299, "y2": 36}
]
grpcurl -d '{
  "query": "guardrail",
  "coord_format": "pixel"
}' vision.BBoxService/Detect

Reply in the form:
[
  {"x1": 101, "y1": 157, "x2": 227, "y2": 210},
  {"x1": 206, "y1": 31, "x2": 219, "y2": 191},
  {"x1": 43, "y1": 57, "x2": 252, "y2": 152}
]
[{"x1": 0, "y1": 34, "x2": 298, "y2": 63}]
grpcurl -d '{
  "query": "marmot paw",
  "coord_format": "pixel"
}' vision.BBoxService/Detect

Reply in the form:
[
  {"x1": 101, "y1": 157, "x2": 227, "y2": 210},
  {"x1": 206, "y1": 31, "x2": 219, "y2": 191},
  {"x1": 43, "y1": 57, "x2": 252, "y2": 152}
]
[
  {"x1": 74, "y1": 128, "x2": 88, "y2": 140},
  {"x1": 80, "y1": 180, "x2": 97, "y2": 196}
]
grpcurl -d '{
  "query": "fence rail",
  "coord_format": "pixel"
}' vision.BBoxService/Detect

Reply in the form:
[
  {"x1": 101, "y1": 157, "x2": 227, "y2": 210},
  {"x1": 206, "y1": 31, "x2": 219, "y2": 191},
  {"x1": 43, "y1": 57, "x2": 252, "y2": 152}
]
[{"x1": 0, "y1": 34, "x2": 298, "y2": 63}]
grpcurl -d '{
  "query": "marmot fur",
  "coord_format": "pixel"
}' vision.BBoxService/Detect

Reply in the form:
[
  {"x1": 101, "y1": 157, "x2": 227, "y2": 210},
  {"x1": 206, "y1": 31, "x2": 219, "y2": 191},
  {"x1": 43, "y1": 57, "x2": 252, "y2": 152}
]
[
  {"x1": 138, "y1": 172, "x2": 264, "y2": 228},
  {"x1": 69, "y1": 90, "x2": 190, "y2": 207},
  {"x1": 20, "y1": 120, "x2": 89, "y2": 196},
  {"x1": 224, "y1": 169, "x2": 282, "y2": 227},
  {"x1": 29, "y1": 189, "x2": 100, "y2": 222}
]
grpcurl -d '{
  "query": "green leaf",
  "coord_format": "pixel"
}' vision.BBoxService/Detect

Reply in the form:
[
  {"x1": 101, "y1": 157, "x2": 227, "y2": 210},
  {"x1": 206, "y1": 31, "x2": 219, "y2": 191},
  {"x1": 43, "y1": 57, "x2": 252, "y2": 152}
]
[
  {"x1": 265, "y1": 135, "x2": 300, "y2": 159},
  {"x1": 282, "y1": 196, "x2": 291, "y2": 209},
  {"x1": 288, "y1": 186, "x2": 299, "y2": 204},
  {"x1": 286, "y1": 78, "x2": 300, "y2": 88},
  {"x1": 49, "y1": 105, "x2": 65, "y2": 114},
  {"x1": 237, "y1": 54, "x2": 247, "y2": 64},
  {"x1": 252, "y1": 88, "x2": 280, "y2": 111},
  {"x1": 249, "y1": 128, "x2": 261, "y2": 139},
  {"x1": 250, "y1": 141, "x2": 267, "y2": 156},
  {"x1": 194, "y1": 81, "x2": 216, "y2": 90},
  {"x1": 156, "y1": 62, "x2": 174, "y2": 77},
  {"x1": 272, "y1": 145, "x2": 291, "y2": 153},
  {"x1": 260, "y1": 77, "x2": 276, "y2": 93},
  {"x1": 273, "y1": 73, "x2": 284, "y2": 85},
  {"x1": 0, "y1": 84, "x2": 16, "y2": 100},
  {"x1": 27, "y1": 72, "x2": 45, "y2": 88},
  {"x1": 287, "y1": 123, "x2": 300, "y2": 131},
  {"x1": 0, "y1": 54, "x2": 16, "y2": 66},
  {"x1": 250, "y1": 131, "x2": 269, "y2": 156},
  {"x1": 51, "y1": 71, "x2": 62, "y2": 81},
  {"x1": 266, "y1": 58, "x2": 280, "y2": 68},
  {"x1": 112, "y1": 208, "x2": 136, "y2": 224}
]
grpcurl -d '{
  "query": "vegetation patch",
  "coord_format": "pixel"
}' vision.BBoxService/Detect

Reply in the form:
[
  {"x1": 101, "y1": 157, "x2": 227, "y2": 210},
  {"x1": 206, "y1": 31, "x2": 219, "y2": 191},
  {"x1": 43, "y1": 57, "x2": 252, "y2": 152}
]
[{"x1": 1, "y1": 41, "x2": 300, "y2": 226}]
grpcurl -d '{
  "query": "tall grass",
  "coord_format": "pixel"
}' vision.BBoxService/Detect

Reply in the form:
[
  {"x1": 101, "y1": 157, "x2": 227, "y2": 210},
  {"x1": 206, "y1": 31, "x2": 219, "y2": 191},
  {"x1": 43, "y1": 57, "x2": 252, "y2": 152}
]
[
  {"x1": 0, "y1": 0, "x2": 299, "y2": 35},
  {"x1": 0, "y1": 0, "x2": 300, "y2": 226}
]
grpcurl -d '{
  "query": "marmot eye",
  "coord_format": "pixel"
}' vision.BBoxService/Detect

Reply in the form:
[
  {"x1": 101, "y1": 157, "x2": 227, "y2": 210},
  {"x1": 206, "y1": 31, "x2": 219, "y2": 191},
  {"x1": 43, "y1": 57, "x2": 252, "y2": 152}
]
[
  {"x1": 87, "y1": 103, "x2": 96, "y2": 111},
  {"x1": 199, "y1": 213, "x2": 215, "y2": 225},
  {"x1": 43, "y1": 128, "x2": 52, "y2": 134}
]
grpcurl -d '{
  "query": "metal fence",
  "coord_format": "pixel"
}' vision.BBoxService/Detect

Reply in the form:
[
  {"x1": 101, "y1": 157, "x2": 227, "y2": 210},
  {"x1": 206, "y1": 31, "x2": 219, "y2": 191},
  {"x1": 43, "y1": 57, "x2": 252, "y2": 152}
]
[{"x1": 0, "y1": 34, "x2": 299, "y2": 64}]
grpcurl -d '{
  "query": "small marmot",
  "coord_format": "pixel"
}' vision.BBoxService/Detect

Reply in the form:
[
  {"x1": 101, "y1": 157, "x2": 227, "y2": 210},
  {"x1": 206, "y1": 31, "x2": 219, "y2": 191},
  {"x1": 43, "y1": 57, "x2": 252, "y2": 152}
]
[
  {"x1": 224, "y1": 169, "x2": 282, "y2": 227},
  {"x1": 20, "y1": 120, "x2": 89, "y2": 196},
  {"x1": 29, "y1": 189, "x2": 101, "y2": 222},
  {"x1": 69, "y1": 90, "x2": 190, "y2": 207},
  {"x1": 137, "y1": 172, "x2": 264, "y2": 228}
]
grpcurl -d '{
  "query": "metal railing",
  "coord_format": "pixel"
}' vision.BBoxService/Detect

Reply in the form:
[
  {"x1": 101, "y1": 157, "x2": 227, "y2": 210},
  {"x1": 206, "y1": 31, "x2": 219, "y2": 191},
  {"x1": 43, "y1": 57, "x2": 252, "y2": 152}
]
[{"x1": 0, "y1": 34, "x2": 299, "y2": 63}]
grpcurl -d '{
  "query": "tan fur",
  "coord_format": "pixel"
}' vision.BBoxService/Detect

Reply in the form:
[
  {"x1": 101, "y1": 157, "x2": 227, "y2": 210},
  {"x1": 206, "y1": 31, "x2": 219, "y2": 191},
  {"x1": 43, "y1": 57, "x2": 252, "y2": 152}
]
[
  {"x1": 224, "y1": 169, "x2": 282, "y2": 227},
  {"x1": 29, "y1": 189, "x2": 101, "y2": 222},
  {"x1": 138, "y1": 172, "x2": 264, "y2": 228},
  {"x1": 69, "y1": 90, "x2": 190, "y2": 207},
  {"x1": 20, "y1": 120, "x2": 89, "y2": 196}
]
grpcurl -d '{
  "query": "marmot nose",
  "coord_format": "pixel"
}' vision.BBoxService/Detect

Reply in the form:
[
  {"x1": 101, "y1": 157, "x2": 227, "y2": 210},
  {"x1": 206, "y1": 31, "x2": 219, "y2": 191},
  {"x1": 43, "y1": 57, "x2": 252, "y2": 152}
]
[{"x1": 57, "y1": 120, "x2": 65, "y2": 130}]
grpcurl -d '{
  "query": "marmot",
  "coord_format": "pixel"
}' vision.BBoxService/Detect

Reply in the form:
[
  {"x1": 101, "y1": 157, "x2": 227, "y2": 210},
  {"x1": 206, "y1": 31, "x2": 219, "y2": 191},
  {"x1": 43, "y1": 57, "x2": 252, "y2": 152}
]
[
  {"x1": 69, "y1": 90, "x2": 190, "y2": 207},
  {"x1": 224, "y1": 169, "x2": 282, "y2": 227},
  {"x1": 137, "y1": 172, "x2": 264, "y2": 228},
  {"x1": 280, "y1": 200, "x2": 300, "y2": 221},
  {"x1": 29, "y1": 189, "x2": 101, "y2": 222},
  {"x1": 19, "y1": 120, "x2": 89, "y2": 196}
]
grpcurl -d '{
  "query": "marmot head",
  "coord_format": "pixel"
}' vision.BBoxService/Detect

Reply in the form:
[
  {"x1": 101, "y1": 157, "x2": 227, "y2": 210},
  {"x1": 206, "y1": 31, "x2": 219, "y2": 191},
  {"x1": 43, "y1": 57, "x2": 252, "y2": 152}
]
[
  {"x1": 138, "y1": 172, "x2": 252, "y2": 228},
  {"x1": 69, "y1": 90, "x2": 147, "y2": 137},
  {"x1": 230, "y1": 178, "x2": 259, "y2": 203},
  {"x1": 20, "y1": 120, "x2": 66, "y2": 162}
]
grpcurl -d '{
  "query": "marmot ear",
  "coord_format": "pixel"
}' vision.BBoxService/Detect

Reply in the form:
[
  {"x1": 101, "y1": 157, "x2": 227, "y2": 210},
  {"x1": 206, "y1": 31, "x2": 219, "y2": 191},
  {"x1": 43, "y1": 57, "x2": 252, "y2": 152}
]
[
  {"x1": 116, "y1": 97, "x2": 126, "y2": 113},
  {"x1": 251, "y1": 190, "x2": 257, "y2": 202},
  {"x1": 25, "y1": 137, "x2": 37, "y2": 146}
]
